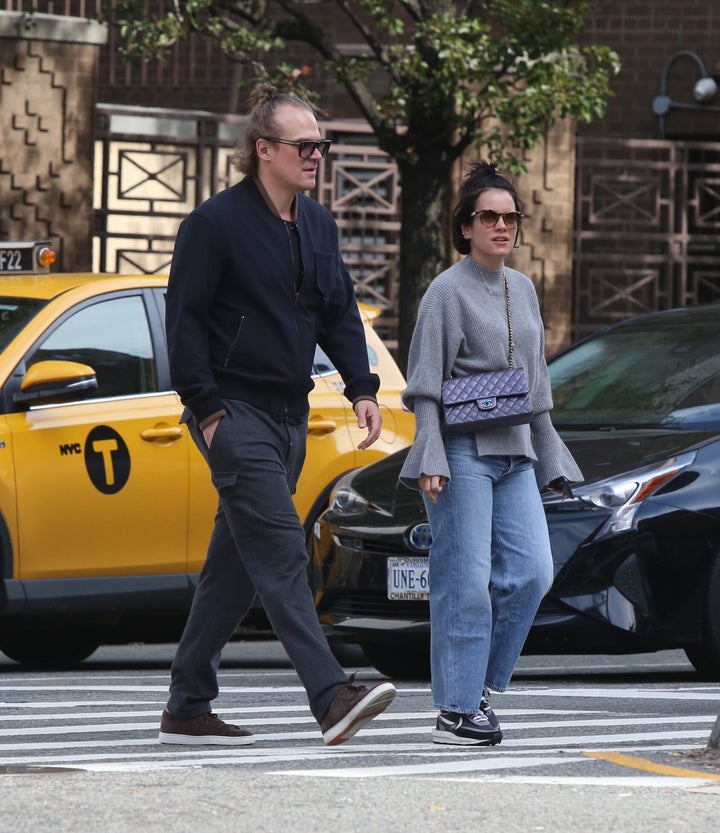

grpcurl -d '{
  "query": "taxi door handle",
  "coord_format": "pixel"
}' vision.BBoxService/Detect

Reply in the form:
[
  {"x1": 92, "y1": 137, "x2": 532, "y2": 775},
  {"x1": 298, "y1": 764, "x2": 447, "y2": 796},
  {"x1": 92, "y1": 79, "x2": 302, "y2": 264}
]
[
  {"x1": 140, "y1": 427, "x2": 185, "y2": 442},
  {"x1": 307, "y1": 417, "x2": 337, "y2": 435}
]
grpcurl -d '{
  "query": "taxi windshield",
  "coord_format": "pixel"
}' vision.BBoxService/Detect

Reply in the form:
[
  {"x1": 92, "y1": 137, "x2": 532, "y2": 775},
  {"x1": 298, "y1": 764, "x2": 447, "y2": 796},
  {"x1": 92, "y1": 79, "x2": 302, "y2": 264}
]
[{"x1": 0, "y1": 297, "x2": 47, "y2": 353}]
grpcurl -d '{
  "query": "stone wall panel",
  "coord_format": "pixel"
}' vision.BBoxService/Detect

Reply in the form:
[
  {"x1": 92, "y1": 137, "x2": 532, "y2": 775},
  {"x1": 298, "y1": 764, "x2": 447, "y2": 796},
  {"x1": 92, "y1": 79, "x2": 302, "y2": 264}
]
[{"x1": 0, "y1": 11, "x2": 107, "y2": 271}]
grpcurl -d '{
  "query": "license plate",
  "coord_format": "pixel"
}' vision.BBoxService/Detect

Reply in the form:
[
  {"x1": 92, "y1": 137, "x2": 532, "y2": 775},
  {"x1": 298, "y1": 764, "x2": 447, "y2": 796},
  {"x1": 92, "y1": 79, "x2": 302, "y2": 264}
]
[{"x1": 387, "y1": 557, "x2": 429, "y2": 600}]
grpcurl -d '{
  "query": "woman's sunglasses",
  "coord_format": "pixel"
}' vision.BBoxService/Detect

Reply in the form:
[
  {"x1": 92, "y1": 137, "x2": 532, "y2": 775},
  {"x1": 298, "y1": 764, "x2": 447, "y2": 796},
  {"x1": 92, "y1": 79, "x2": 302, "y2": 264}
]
[{"x1": 470, "y1": 209, "x2": 524, "y2": 229}]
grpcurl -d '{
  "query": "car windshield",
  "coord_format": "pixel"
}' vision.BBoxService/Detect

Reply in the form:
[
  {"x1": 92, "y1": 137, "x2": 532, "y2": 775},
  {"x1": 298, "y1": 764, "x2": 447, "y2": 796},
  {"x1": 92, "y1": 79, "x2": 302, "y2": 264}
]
[
  {"x1": 548, "y1": 312, "x2": 720, "y2": 430},
  {"x1": 0, "y1": 297, "x2": 47, "y2": 353}
]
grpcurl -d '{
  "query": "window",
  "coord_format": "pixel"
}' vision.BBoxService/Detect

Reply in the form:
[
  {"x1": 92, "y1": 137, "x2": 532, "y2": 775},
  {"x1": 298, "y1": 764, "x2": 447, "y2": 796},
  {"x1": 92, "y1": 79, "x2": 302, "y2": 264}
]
[
  {"x1": 549, "y1": 315, "x2": 720, "y2": 428},
  {"x1": 29, "y1": 295, "x2": 156, "y2": 398},
  {"x1": 0, "y1": 297, "x2": 46, "y2": 352}
]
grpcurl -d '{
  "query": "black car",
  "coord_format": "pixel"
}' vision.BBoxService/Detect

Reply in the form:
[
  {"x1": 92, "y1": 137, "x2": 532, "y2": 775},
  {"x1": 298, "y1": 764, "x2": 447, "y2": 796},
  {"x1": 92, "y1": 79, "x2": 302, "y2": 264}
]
[{"x1": 310, "y1": 303, "x2": 720, "y2": 679}]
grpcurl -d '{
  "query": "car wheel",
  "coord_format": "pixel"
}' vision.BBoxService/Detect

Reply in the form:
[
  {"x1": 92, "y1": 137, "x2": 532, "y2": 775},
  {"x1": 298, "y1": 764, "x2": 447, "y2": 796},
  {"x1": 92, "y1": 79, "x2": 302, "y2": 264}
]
[
  {"x1": 0, "y1": 630, "x2": 99, "y2": 667},
  {"x1": 361, "y1": 639, "x2": 431, "y2": 680},
  {"x1": 684, "y1": 553, "x2": 720, "y2": 681}
]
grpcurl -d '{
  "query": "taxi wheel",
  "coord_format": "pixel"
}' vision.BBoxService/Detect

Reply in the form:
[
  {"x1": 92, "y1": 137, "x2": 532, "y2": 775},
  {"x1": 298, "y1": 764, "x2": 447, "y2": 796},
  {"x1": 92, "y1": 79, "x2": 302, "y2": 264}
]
[
  {"x1": 361, "y1": 639, "x2": 431, "y2": 681},
  {"x1": 0, "y1": 630, "x2": 99, "y2": 667}
]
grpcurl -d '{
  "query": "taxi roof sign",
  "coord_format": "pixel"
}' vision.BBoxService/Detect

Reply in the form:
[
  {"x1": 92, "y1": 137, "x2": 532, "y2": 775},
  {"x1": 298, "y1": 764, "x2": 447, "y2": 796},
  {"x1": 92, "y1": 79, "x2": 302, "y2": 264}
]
[{"x1": 0, "y1": 241, "x2": 56, "y2": 275}]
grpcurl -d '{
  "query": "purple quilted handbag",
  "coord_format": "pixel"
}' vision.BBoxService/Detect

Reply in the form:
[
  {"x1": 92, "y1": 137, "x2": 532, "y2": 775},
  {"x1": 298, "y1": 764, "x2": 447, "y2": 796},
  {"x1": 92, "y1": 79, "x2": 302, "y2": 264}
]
[{"x1": 441, "y1": 367, "x2": 533, "y2": 434}]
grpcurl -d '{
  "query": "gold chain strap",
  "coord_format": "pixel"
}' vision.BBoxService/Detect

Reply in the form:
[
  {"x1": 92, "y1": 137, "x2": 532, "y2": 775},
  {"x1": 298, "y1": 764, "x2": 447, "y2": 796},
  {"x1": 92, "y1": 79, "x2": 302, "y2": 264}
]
[{"x1": 503, "y1": 270, "x2": 515, "y2": 368}]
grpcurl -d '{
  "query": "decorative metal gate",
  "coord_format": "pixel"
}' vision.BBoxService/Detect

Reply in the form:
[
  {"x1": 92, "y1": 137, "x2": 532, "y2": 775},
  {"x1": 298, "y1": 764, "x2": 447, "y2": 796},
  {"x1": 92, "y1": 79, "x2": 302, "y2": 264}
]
[
  {"x1": 573, "y1": 137, "x2": 720, "y2": 340},
  {"x1": 93, "y1": 104, "x2": 401, "y2": 347},
  {"x1": 95, "y1": 113, "x2": 720, "y2": 350}
]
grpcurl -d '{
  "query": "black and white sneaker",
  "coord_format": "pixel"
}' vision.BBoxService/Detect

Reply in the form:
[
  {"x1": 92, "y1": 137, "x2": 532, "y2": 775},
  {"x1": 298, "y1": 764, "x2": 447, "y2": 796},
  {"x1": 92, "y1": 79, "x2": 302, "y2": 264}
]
[
  {"x1": 479, "y1": 687, "x2": 500, "y2": 730},
  {"x1": 432, "y1": 710, "x2": 503, "y2": 746}
]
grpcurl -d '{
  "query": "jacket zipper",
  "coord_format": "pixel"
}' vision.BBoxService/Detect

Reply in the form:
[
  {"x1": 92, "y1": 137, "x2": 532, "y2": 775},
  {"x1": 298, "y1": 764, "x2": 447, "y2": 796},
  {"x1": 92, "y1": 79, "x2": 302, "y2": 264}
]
[
  {"x1": 285, "y1": 221, "x2": 303, "y2": 415},
  {"x1": 223, "y1": 315, "x2": 245, "y2": 367}
]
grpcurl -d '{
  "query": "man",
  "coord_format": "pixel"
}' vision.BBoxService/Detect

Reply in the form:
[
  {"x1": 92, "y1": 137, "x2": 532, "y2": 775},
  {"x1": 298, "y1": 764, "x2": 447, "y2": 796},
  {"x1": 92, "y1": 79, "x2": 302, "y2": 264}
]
[{"x1": 160, "y1": 84, "x2": 396, "y2": 747}]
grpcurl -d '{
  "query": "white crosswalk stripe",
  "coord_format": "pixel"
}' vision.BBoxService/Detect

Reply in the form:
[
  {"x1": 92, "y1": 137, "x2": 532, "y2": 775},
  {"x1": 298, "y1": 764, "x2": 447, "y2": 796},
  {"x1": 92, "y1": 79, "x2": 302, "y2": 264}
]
[{"x1": 1, "y1": 672, "x2": 718, "y2": 787}]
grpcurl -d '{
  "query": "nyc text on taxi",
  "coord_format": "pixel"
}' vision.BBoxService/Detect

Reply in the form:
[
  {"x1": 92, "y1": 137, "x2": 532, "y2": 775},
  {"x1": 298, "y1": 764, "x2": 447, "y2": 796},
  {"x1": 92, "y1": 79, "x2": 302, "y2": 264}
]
[{"x1": 0, "y1": 241, "x2": 413, "y2": 665}]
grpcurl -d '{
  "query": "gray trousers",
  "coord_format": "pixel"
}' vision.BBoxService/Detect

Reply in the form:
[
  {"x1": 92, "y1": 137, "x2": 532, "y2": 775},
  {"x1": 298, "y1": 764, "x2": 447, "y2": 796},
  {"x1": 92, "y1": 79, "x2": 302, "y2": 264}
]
[{"x1": 166, "y1": 399, "x2": 347, "y2": 722}]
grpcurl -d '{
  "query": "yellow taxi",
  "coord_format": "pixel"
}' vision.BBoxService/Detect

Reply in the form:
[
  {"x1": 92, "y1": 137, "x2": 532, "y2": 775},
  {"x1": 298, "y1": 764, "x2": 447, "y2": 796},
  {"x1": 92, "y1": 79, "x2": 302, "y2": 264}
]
[{"x1": 0, "y1": 241, "x2": 414, "y2": 665}]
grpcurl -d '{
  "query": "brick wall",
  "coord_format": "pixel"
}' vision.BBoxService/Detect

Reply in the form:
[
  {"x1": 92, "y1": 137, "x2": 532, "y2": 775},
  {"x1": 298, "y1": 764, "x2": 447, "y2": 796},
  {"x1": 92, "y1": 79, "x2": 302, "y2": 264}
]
[
  {"x1": 580, "y1": 0, "x2": 719, "y2": 140},
  {"x1": 93, "y1": 1, "x2": 720, "y2": 140},
  {"x1": 11, "y1": 2, "x2": 720, "y2": 139},
  {"x1": 92, "y1": 3, "x2": 373, "y2": 119}
]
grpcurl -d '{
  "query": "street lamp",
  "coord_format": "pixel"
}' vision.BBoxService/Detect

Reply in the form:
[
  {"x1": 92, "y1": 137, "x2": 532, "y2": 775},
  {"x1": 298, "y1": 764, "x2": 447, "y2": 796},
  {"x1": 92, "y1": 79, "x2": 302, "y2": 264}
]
[{"x1": 651, "y1": 50, "x2": 720, "y2": 138}]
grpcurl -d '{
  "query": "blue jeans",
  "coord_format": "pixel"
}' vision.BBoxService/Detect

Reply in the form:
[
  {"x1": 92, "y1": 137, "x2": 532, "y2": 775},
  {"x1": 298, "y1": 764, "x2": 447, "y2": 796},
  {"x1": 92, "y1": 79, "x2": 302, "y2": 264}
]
[{"x1": 423, "y1": 434, "x2": 553, "y2": 714}]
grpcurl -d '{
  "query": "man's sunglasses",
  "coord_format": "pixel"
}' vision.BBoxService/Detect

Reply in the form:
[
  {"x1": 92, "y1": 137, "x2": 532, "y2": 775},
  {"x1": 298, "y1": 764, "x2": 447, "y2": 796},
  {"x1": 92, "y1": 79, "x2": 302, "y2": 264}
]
[
  {"x1": 470, "y1": 209, "x2": 524, "y2": 229},
  {"x1": 263, "y1": 137, "x2": 332, "y2": 159}
]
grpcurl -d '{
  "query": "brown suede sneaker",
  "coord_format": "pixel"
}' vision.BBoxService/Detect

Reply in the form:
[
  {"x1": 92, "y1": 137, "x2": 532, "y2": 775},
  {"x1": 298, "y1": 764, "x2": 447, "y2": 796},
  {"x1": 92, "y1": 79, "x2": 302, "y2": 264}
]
[
  {"x1": 159, "y1": 710, "x2": 254, "y2": 746},
  {"x1": 321, "y1": 675, "x2": 396, "y2": 746}
]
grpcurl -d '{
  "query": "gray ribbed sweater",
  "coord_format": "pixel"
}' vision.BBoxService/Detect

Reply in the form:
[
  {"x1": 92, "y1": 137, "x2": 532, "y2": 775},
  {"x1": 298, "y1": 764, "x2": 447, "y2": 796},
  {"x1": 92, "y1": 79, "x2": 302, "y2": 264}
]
[{"x1": 399, "y1": 257, "x2": 583, "y2": 490}]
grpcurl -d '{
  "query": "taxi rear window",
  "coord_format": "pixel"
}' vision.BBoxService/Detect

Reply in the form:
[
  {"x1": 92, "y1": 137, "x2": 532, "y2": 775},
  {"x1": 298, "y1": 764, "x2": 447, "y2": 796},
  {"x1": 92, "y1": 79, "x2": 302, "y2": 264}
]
[{"x1": 0, "y1": 298, "x2": 47, "y2": 352}]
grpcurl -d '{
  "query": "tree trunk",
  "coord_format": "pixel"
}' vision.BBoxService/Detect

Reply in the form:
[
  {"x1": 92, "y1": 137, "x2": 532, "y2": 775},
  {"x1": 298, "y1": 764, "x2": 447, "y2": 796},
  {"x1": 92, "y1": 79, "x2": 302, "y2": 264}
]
[{"x1": 396, "y1": 152, "x2": 456, "y2": 373}]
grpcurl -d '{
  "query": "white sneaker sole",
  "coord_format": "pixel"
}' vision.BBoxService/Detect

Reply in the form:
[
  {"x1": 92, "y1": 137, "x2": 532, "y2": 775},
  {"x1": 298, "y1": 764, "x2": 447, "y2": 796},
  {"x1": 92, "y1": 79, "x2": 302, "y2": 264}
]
[
  {"x1": 323, "y1": 682, "x2": 396, "y2": 746},
  {"x1": 158, "y1": 731, "x2": 255, "y2": 746},
  {"x1": 431, "y1": 728, "x2": 502, "y2": 746}
]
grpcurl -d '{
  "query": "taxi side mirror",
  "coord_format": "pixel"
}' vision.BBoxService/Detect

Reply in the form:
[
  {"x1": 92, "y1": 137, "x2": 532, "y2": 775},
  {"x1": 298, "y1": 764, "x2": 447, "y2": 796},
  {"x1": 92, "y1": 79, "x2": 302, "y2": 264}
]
[{"x1": 14, "y1": 360, "x2": 98, "y2": 406}]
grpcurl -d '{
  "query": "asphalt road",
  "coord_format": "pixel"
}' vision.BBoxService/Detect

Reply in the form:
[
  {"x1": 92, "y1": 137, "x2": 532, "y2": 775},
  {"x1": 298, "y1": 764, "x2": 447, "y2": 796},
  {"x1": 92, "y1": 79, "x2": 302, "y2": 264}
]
[{"x1": 1, "y1": 641, "x2": 719, "y2": 833}]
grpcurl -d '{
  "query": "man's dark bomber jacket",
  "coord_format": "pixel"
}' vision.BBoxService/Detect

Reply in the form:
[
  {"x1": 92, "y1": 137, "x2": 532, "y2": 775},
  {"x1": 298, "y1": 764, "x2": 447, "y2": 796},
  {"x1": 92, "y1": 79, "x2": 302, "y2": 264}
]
[{"x1": 165, "y1": 177, "x2": 380, "y2": 427}]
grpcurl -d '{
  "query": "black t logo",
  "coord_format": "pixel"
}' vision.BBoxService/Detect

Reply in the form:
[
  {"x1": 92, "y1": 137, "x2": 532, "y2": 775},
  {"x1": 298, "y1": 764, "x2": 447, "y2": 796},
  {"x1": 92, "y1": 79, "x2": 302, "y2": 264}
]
[{"x1": 84, "y1": 425, "x2": 131, "y2": 494}]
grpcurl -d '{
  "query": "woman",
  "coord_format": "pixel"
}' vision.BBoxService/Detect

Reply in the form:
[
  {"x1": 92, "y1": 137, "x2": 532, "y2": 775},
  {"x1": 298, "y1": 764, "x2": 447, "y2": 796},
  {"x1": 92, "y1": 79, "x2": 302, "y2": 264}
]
[{"x1": 400, "y1": 161, "x2": 582, "y2": 745}]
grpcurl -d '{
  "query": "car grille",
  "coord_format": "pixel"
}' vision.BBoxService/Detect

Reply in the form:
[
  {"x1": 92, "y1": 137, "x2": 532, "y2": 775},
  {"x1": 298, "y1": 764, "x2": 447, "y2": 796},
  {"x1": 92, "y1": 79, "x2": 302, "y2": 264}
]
[
  {"x1": 338, "y1": 537, "x2": 414, "y2": 555},
  {"x1": 322, "y1": 594, "x2": 566, "y2": 624},
  {"x1": 323, "y1": 594, "x2": 429, "y2": 619}
]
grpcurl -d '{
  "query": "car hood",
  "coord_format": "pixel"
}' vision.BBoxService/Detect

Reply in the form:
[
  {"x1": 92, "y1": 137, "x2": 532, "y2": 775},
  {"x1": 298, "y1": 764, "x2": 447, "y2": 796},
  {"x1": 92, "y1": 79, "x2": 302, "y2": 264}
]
[
  {"x1": 347, "y1": 429, "x2": 719, "y2": 516},
  {"x1": 559, "y1": 428, "x2": 717, "y2": 484}
]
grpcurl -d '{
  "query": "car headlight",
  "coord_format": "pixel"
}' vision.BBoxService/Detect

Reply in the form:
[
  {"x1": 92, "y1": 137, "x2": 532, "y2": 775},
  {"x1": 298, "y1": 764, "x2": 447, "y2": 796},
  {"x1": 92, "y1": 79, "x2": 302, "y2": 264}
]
[
  {"x1": 328, "y1": 478, "x2": 369, "y2": 516},
  {"x1": 573, "y1": 450, "x2": 697, "y2": 540}
]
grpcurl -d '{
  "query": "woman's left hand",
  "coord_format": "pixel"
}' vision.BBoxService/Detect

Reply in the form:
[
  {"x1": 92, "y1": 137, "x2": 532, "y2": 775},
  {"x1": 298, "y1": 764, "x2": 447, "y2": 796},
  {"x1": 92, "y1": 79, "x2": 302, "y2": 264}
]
[
  {"x1": 546, "y1": 477, "x2": 575, "y2": 500},
  {"x1": 419, "y1": 473, "x2": 448, "y2": 503}
]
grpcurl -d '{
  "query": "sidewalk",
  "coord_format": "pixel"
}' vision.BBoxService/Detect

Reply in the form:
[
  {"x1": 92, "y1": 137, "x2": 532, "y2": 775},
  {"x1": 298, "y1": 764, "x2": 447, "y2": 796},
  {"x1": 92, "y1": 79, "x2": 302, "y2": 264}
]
[{"x1": 1, "y1": 769, "x2": 719, "y2": 833}]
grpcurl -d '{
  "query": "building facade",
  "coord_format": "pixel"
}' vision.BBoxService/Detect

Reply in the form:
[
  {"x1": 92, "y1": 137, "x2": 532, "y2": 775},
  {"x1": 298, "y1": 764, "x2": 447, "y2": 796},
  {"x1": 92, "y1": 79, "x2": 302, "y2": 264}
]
[{"x1": 2, "y1": 1, "x2": 719, "y2": 349}]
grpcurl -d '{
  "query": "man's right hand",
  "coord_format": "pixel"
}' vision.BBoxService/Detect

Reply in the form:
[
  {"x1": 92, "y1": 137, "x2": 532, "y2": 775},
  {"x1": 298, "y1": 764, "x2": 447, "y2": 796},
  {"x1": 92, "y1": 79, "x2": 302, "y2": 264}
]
[{"x1": 202, "y1": 417, "x2": 222, "y2": 449}]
